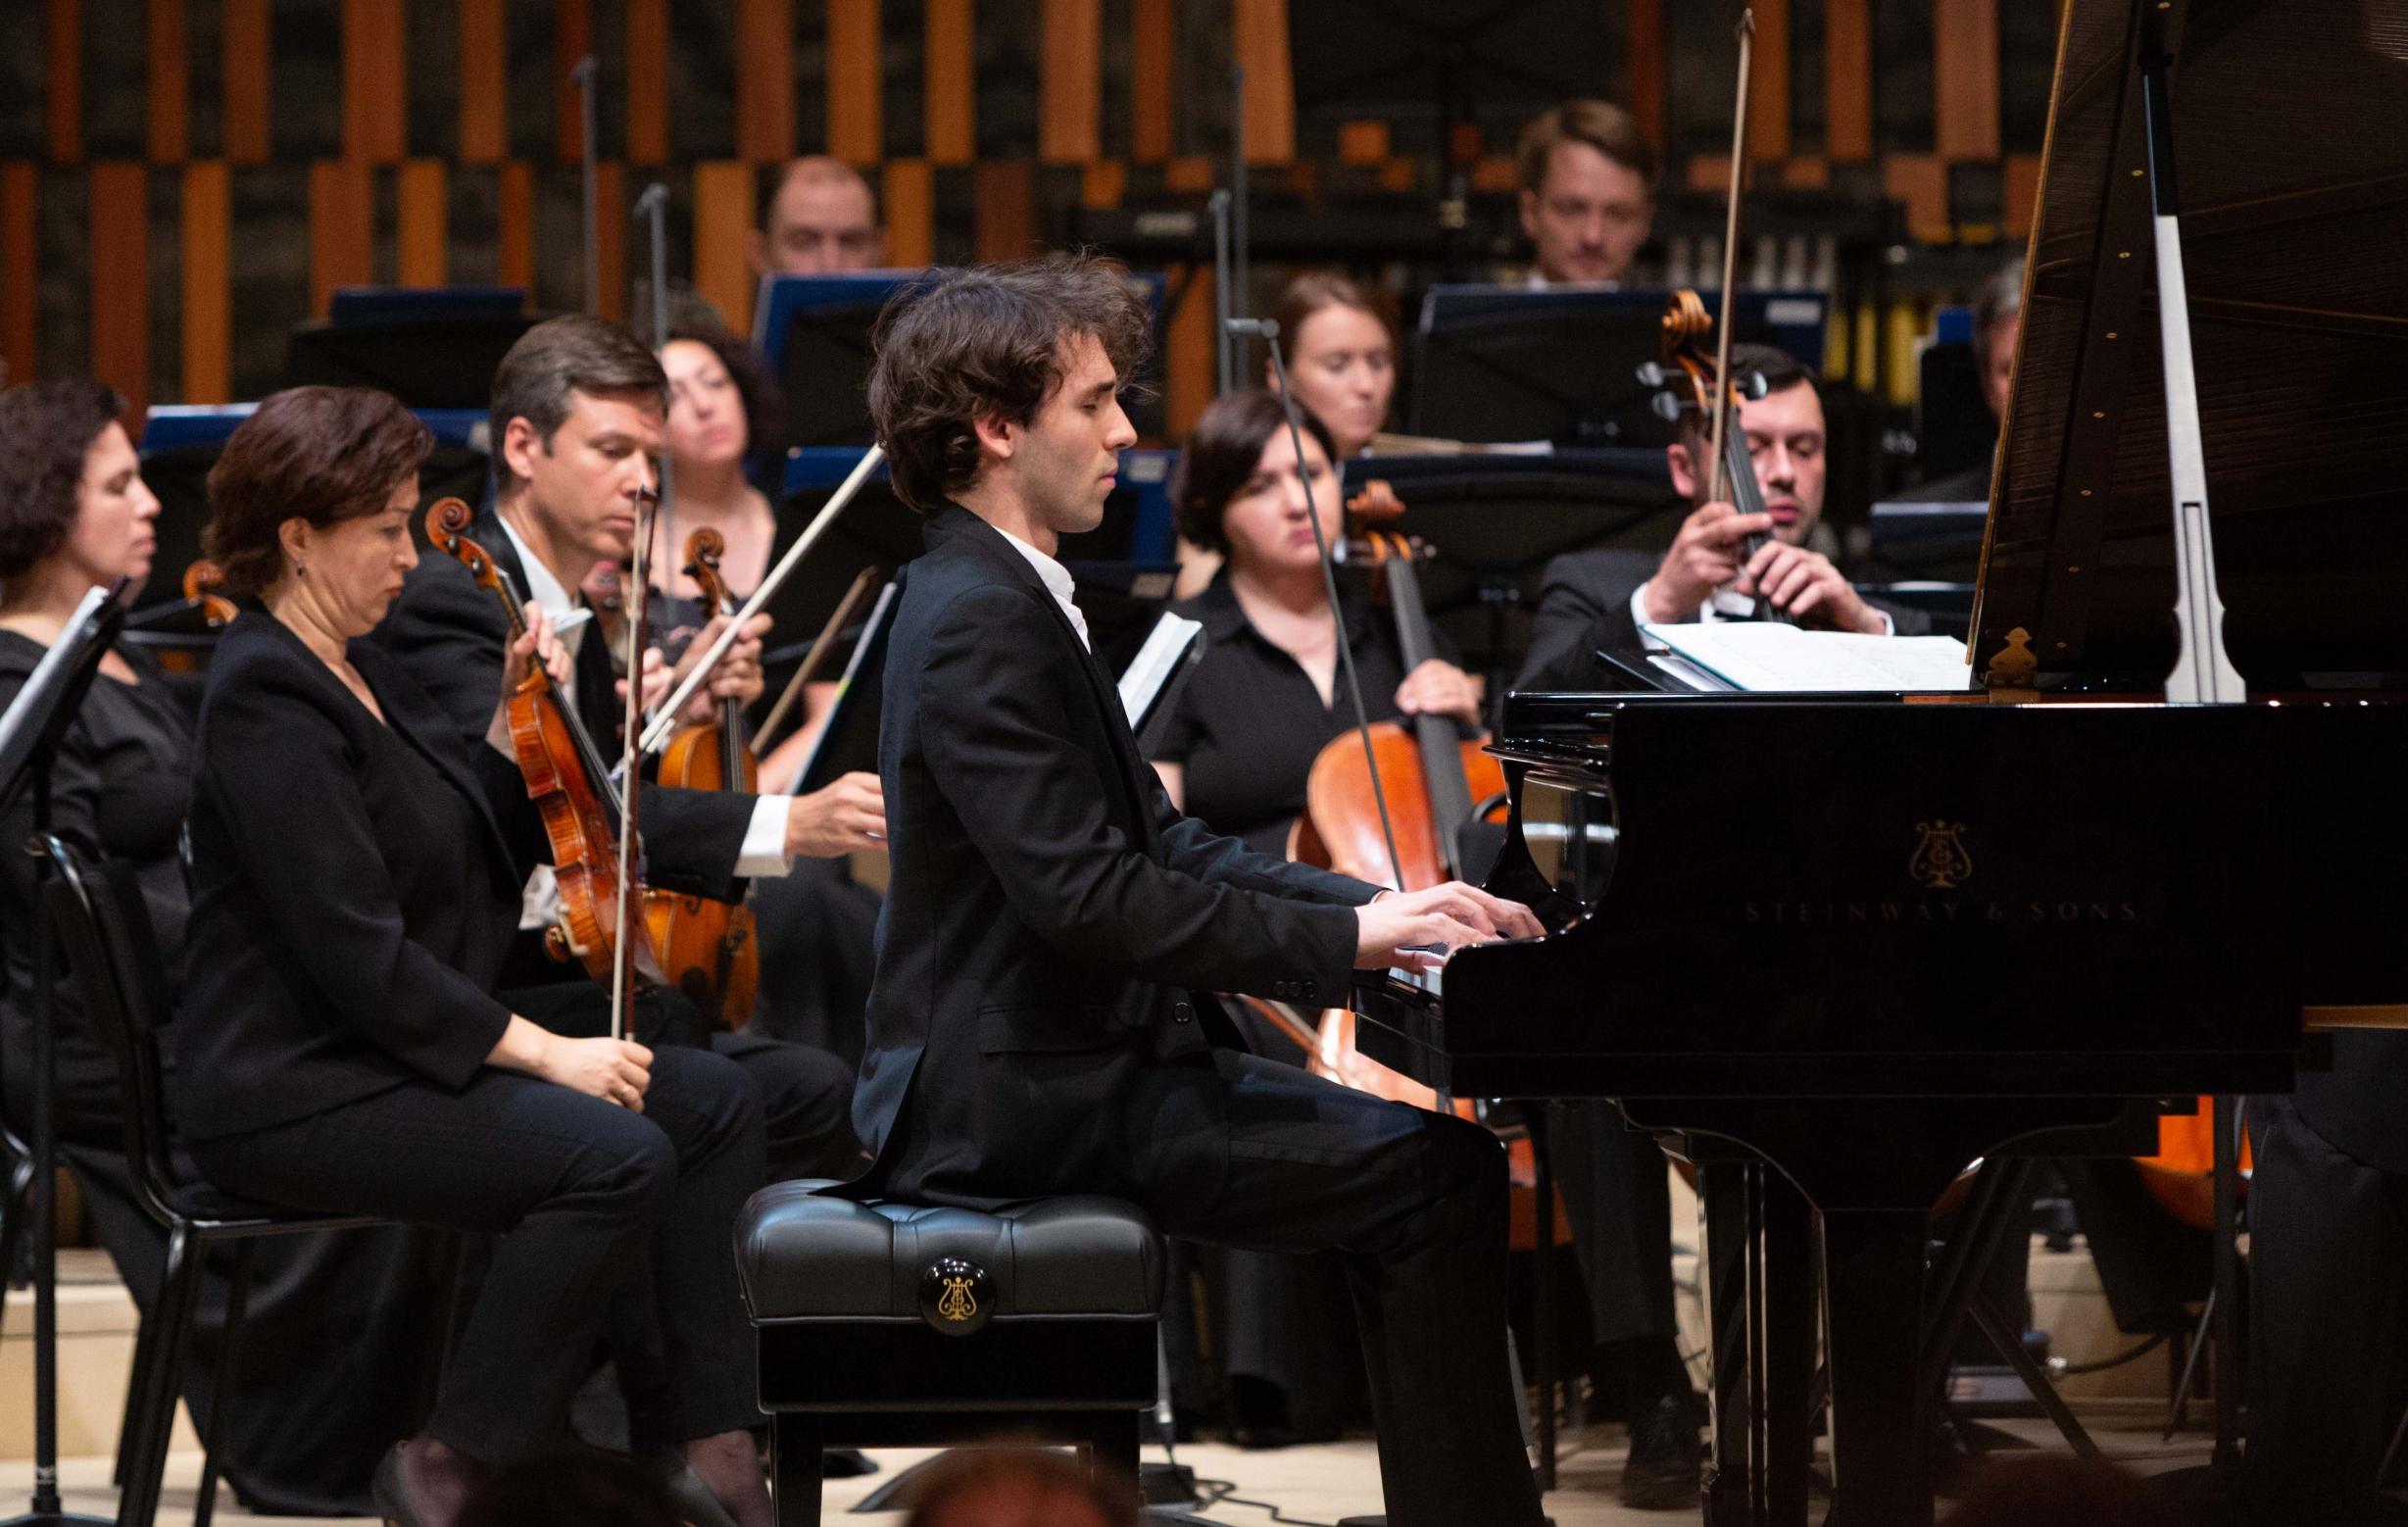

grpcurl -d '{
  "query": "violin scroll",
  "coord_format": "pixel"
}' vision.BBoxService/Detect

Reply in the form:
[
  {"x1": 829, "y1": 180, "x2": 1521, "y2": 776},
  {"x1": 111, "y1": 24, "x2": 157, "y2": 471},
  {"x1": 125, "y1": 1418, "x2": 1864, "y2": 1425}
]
[{"x1": 181, "y1": 559, "x2": 237, "y2": 628}]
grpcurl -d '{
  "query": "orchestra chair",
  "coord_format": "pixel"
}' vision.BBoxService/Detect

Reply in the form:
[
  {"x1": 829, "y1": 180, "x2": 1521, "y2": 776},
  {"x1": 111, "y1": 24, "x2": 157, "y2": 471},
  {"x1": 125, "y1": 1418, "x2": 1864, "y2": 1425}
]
[
  {"x1": 736, "y1": 1183, "x2": 1165, "y2": 1527},
  {"x1": 35, "y1": 836, "x2": 402, "y2": 1527}
]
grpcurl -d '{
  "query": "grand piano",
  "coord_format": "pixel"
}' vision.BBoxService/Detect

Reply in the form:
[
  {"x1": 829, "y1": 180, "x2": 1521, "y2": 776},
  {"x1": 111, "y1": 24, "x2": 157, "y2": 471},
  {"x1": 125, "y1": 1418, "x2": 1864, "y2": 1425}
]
[{"x1": 1351, "y1": 0, "x2": 2408, "y2": 1521}]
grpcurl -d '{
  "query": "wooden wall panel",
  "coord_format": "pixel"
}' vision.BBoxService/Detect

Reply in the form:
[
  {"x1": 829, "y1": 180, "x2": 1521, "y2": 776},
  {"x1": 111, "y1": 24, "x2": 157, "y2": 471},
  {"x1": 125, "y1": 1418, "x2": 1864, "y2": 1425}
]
[
  {"x1": 2003, "y1": 152, "x2": 2041, "y2": 238},
  {"x1": 884, "y1": 158, "x2": 935, "y2": 266},
  {"x1": 973, "y1": 161, "x2": 1035, "y2": 261},
  {"x1": 148, "y1": 0, "x2": 190, "y2": 164},
  {"x1": 1826, "y1": 0, "x2": 1873, "y2": 160},
  {"x1": 2, "y1": 166, "x2": 34, "y2": 383},
  {"x1": 88, "y1": 163, "x2": 148, "y2": 418},
  {"x1": 222, "y1": 0, "x2": 271, "y2": 163},
  {"x1": 343, "y1": 0, "x2": 409, "y2": 163},
  {"x1": 496, "y1": 160, "x2": 534, "y2": 287},
  {"x1": 1041, "y1": 0, "x2": 1102, "y2": 164},
  {"x1": 692, "y1": 161, "x2": 758, "y2": 334},
  {"x1": 1749, "y1": 0, "x2": 1791, "y2": 160},
  {"x1": 47, "y1": 0, "x2": 81, "y2": 164},
  {"x1": 309, "y1": 160, "x2": 376, "y2": 317},
  {"x1": 1935, "y1": 0, "x2": 2000, "y2": 160},
  {"x1": 1131, "y1": 0, "x2": 1173, "y2": 164},
  {"x1": 180, "y1": 162, "x2": 231, "y2": 403},
  {"x1": 1627, "y1": 0, "x2": 1665, "y2": 153},
  {"x1": 1231, "y1": 0, "x2": 1294, "y2": 164},
  {"x1": 1162, "y1": 265, "x2": 1213, "y2": 439},
  {"x1": 827, "y1": 0, "x2": 883, "y2": 167},
  {"x1": 924, "y1": 0, "x2": 976, "y2": 166},
  {"x1": 398, "y1": 160, "x2": 448, "y2": 285},
  {"x1": 555, "y1": 0, "x2": 594, "y2": 167},
  {"x1": 739, "y1": 0, "x2": 797, "y2": 164},
  {"x1": 459, "y1": 0, "x2": 507, "y2": 163},
  {"x1": 626, "y1": 0, "x2": 671, "y2": 164}
]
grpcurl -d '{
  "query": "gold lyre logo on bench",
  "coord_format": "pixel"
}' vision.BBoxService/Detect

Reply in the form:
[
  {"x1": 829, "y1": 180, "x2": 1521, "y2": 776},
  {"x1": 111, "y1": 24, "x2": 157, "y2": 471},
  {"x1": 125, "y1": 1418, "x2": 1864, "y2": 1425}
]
[{"x1": 937, "y1": 1275, "x2": 978, "y2": 1322}]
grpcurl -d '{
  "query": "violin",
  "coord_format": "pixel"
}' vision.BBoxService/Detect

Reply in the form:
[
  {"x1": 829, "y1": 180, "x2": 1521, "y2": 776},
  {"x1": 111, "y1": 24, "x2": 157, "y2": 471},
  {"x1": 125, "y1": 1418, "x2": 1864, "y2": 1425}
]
[
  {"x1": 1646, "y1": 290, "x2": 1796, "y2": 626},
  {"x1": 182, "y1": 560, "x2": 237, "y2": 627},
  {"x1": 425, "y1": 497, "x2": 666, "y2": 991},
  {"x1": 646, "y1": 527, "x2": 762, "y2": 1028}
]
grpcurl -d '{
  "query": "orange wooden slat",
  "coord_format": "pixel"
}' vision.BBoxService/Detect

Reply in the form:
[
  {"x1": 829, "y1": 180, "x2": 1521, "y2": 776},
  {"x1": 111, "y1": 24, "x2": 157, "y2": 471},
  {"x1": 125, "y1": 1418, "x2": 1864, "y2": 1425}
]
[
  {"x1": 460, "y1": 0, "x2": 508, "y2": 163},
  {"x1": 1749, "y1": 0, "x2": 1791, "y2": 160},
  {"x1": 1627, "y1": 0, "x2": 1664, "y2": 153},
  {"x1": 309, "y1": 161, "x2": 376, "y2": 319},
  {"x1": 222, "y1": 0, "x2": 271, "y2": 163},
  {"x1": 738, "y1": 0, "x2": 796, "y2": 164},
  {"x1": 1040, "y1": 0, "x2": 1101, "y2": 164},
  {"x1": 180, "y1": 162, "x2": 231, "y2": 404},
  {"x1": 925, "y1": 0, "x2": 975, "y2": 166},
  {"x1": 89, "y1": 164, "x2": 149, "y2": 419},
  {"x1": 149, "y1": 0, "x2": 190, "y2": 163},
  {"x1": 556, "y1": 0, "x2": 593, "y2": 166},
  {"x1": 398, "y1": 160, "x2": 448, "y2": 286},
  {"x1": 497, "y1": 160, "x2": 535, "y2": 287},
  {"x1": 973, "y1": 161, "x2": 1035, "y2": 262},
  {"x1": 2003, "y1": 152, "x2": 2042, "y2": 238},
  {"x1": 826, "y1": 0, "x2": 881, "y2": 166},
  {"x1": 884, "y1": 158, "x2": 934, "y2": 267},
  {"x1": 1470, "y1": 156, "x2": 1518, "y2": 194},
  {"x1": 593, "y1": 161, "x2": 626, "y2": 320},
  {"x1": 344, "y1": 0, "x2": 410, "y2": 163},
  {"x1": 1882, "y1": 154, "x2": 1949, "y2": 243},
  {"x1": 1378, "y1": 159, "x2": 1415, "y2": 193},
  {"x1": 1079, "y1": 159, "x2": 1126, "y2": 210},
  {"x1": 1230, "y1": 0, "x2": 1294, "y2": 164},
  {"x1": 626, "y1": 0, "x2": 671, "y2": 163},
  {"x1": 1131, "y1": 0, "x2": 1173, "y2": 165},
  {"x1": 1338, "y1": 123, "x2": 1389, "y2": 164},
  {"x1": 1934, "y1": 0, "x2": 2000, "y2": 161},
  {"x1": 691, "y1": 161, "x2": 758, "y2": 334},
  {"x1": 1825, "y1": 0, "x2": 1872, "y2": 160},
  {"x1": 1, "y1": 166, "x2": 35, "y2": 383},
  {"x1": 1162, "y1": 157, "x2": 1213, "y2": 192},
  {"x1": 1162, "y1": 263, "x2": 1213, "y2": 439},
  {"x1": 1782, "y1": 156, "x2": 1832, "y2": 189},
  {"x1": 47, "y1": 0, "x2": 80, "y2": 163}
]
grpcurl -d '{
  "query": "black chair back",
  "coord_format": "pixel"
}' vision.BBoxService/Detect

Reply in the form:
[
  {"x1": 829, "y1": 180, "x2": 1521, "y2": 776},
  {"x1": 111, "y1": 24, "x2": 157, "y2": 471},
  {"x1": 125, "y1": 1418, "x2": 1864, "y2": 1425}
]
[{"x1": 36, "y1": 835, "x2": 184, "y2": 1227}]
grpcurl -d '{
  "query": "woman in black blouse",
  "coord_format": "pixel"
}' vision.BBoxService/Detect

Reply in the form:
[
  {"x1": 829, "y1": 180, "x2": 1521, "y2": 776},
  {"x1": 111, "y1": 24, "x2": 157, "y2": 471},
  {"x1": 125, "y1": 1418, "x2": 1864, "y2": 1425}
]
[{"x1": 176, "y1": 387, "x2": 770, "y2": 1527}]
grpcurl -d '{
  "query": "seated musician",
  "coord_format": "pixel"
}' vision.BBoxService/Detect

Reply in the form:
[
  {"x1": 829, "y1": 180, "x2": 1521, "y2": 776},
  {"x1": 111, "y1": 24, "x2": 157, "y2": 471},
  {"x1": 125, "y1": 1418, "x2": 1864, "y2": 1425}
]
[
  {"x1": 174, "y1": 386, "x2": 773, "y2": 1527},
  {"x1": 1268, "y1": 272, "x2": 1397, "y2": 462},
  {"x1": 750, "y1": 156, "x2": 888, "y2": 276},
  {"x1": 852, "y1": 255, "x2": 1549, "y2": 1527},
  {"x1": 374, "y1": 315, "x2": 867, "y2": 1185},
  {"x1": 649, "y1": 317, "x2": 883, "y2": 1064},
  {"x1": 0, "y1": 380, "x2": 469, "y2": 1514},
  {"x1": 1519, "y1": 341, "x2": 1932, "y2": 692},
  {"x1": 1514, "y1": 100, "x2": 1659, "y2": 287}
]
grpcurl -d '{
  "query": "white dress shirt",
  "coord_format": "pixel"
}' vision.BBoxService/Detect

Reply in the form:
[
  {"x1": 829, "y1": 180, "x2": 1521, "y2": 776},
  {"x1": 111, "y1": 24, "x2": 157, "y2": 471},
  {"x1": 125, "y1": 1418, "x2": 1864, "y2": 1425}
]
[{"x1": 996, "y1": 527, "x2": 1091, "y2": 652}]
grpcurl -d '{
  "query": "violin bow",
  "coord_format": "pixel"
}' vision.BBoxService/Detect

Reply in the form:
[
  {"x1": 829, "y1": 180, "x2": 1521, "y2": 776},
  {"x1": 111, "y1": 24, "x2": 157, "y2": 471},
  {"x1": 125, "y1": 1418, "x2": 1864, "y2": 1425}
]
[{"x1": 1703, "y1": 9, "x2": 1756, "y2": 509}]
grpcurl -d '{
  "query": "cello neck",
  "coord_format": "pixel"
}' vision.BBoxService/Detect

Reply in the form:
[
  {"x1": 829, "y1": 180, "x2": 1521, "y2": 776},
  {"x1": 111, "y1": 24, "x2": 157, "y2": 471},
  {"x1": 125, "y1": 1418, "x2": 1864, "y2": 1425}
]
[
  {"x1": 1718, "y1": 404, "x2": 1798, "y2": 627},
  {"x1": 1381, "y1": 552, "x2": 1475, "y2": 877}
]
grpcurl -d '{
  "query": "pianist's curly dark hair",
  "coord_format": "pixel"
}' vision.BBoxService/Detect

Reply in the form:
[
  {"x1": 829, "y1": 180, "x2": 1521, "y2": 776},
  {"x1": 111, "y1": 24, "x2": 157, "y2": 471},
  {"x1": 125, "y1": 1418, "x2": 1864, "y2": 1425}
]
[
  {"x1": 0, "y1": 379, "x2": 126, "y2": 582},
  {"x1": 204, "y1": 387, "x2": 433, "y2": 600},
  {"x1": 867, "y1": 255, "x2": 1154, "y2": 514},
  {"x1": 1169, "y1": 388, "x2": 1338, "y2": 557}
]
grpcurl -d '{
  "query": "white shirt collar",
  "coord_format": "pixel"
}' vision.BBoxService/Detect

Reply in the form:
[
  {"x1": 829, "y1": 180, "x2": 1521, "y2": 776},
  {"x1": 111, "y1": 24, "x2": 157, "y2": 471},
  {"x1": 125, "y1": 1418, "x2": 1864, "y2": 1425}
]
[
  {"x1": 995, "y1": 528, "x2": 1090, "y2": 651},
  {"x1": 496, "y1": 509, "x2": 587, "y2": 663}
]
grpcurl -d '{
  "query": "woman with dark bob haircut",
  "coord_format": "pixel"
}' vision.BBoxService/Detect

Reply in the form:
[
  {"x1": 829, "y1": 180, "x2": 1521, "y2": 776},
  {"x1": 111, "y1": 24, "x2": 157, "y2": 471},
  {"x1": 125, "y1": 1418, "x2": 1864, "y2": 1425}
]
[
  {"x1": 178, "y1": 385, "x2": 775, "y2": 1527},
  {"x1": 1147, "y1": 388, "x2": 1485, "y2": 1445}
]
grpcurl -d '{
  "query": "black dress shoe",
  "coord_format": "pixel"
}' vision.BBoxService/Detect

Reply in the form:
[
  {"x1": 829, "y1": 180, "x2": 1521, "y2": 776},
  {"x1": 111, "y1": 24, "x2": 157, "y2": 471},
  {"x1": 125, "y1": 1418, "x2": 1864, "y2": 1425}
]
[
  {"x1": 823, "y1": 1448, "x2": 879, "y2": 1478},
  {"x1": 1619, "y1": 1395, "x2": 1703, "y2": 1510}
]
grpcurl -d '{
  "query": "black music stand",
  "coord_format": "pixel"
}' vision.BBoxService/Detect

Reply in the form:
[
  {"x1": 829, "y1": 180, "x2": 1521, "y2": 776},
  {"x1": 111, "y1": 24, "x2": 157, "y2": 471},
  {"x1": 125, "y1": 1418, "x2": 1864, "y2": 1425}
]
[{"x1": 0, "y1": 581, "x2": 129, "y2": 1527}]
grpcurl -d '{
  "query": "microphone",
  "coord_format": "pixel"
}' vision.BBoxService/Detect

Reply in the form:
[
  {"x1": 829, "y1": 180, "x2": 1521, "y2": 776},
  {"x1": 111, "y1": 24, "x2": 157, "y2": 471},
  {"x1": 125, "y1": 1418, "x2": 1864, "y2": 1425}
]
[{"x1": 1222, "y1": 318, "x2": 1280, "y2": 339}]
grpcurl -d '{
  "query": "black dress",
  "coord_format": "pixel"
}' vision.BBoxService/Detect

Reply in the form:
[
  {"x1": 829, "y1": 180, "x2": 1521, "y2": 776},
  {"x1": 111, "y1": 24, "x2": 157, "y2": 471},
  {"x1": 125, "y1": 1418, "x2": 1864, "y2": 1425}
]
[{"x1": 0, "y1": 631, "x2": 453, "y2": 1515}]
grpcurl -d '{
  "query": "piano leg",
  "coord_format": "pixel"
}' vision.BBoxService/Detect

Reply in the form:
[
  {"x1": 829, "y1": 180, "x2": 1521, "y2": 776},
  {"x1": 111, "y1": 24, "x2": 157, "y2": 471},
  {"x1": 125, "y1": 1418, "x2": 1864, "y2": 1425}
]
[
  {"x1": 1760, "y1": 1183, "x2": 1818, "y2": 1527},
  {"x1": 1820, "y1": 1207, "x2": 1934, "y2": 1527},
  {"x1": 1699, "y1": 1160, "x2": 1758, "y2": 1527}
]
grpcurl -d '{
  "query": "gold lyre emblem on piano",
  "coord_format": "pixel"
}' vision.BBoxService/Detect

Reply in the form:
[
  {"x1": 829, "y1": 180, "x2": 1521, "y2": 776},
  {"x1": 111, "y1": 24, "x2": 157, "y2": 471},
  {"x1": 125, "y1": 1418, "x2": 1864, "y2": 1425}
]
[
  {"x1": 1910, "y1": 821, "x2": 1975, "y2": 891},
  {"x1": 937, "y1": 1274, "x2": 978, "y2": 1323}
]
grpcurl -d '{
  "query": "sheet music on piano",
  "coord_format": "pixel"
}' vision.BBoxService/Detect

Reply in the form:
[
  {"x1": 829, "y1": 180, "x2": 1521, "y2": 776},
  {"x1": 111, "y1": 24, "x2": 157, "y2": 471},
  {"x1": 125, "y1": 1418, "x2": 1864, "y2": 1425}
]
[{"x1": 1637, "y1": 620, "x2": 1976, "y2": 693}]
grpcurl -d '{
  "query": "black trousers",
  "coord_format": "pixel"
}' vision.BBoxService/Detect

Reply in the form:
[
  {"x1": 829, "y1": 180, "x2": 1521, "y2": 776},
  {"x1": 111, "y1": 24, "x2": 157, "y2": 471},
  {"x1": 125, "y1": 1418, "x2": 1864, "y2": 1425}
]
[
  {"x1": 907, "y1": 1048, "x2": 1545, "y2": 1527},
  {"x1": 188, "y1": 1045, "x2": 765, "y2": 1462},
  {"x1": 748, "y1": 858, "x2": 880, "y2": 1067},
  {"x1": 2242, "y1": 1096, "x2": 2408, "y2": 1524},
  {"x1": 1547, "y1": 1100, "x2": 1677, "y2": 1349}
]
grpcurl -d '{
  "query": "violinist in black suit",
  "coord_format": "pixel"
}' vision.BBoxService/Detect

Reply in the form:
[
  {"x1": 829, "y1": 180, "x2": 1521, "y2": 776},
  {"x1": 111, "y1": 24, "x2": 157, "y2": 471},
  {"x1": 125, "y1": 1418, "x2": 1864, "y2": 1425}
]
[
  {"x1": 174, "y1": 387, "x2": 772, "y2": 1527},
  {"x1": 373, "y1": 315, "x2": 866, "y2": 1185},
  {"x1": 851, "y1": 256, "x2": 1548, "y2": 1527}
]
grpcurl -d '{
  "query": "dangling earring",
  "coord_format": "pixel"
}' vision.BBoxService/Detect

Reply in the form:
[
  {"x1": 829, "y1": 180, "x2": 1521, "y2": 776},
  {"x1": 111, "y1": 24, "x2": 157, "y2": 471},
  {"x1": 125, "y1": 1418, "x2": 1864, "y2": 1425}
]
[{"x1": 295, "y1": 560, "x2": 308, "y2": 579}]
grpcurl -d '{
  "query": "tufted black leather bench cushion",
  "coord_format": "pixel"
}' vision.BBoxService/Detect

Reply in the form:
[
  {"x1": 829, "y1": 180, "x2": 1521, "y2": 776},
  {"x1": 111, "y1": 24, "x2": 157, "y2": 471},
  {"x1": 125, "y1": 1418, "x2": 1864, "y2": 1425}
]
[{"x1": 737, "y1": 1183, "x2": 1164, "y2": 1323}]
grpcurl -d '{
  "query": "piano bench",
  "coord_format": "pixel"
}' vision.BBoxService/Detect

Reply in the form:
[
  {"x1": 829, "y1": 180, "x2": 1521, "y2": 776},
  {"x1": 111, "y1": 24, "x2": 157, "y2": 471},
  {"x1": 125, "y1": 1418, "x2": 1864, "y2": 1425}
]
[{"x1": 735, "y1": 1182, "x2": 1165, "y2": 1527}]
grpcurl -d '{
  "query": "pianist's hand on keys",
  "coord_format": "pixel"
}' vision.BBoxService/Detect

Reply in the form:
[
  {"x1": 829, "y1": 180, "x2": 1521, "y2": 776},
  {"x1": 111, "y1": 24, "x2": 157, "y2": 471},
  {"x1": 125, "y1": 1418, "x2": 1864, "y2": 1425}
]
[{"x1": 1354, "y1": 882, "x2": 1544, "y2": 973}]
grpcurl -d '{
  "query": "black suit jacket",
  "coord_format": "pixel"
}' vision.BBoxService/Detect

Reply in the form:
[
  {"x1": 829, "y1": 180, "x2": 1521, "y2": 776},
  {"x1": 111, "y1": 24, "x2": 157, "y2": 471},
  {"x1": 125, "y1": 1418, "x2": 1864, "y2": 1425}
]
[
  {"x1": 372, "y1": 506, "x2": 754, "y2": 905},
  {"x1": 176, "y1": 612, "x2": 545, "y2": 1142},
  {"x1": 1514, "y1": 546, "x2": 1936, "y2": 692},
  {"x1": 851, "y1": 505, "x2": 1378, "y2": 1207}
]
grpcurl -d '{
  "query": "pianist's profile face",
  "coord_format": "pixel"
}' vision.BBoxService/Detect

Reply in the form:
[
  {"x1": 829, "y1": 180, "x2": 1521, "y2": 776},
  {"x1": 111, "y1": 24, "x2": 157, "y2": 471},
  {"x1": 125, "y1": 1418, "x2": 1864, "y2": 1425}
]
[{"x1": 1665, "y1": 378, "x2": 1827, "y2": 544}]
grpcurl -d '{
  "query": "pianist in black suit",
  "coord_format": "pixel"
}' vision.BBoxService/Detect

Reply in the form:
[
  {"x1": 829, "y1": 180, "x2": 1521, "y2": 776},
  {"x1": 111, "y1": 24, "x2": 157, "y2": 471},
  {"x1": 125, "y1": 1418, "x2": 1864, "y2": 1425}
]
[
  {"x1": 174, "y1": 387, "x2": 771, "y2": 1527},
  {"x1": 373, "y1": 315, "x2": 864, "y2": 1185},
  {"x1": 851, "y1": 256, "x2": 1548, "y2": 1527},
  {"x1": 1518, "y1": 342, "x2": 1930, "y2": 696}
]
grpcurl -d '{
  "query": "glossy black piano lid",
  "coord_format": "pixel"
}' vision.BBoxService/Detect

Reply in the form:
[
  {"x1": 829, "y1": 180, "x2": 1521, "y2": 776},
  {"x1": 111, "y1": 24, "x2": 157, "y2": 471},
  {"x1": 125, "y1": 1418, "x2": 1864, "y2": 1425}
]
[{"x1": 1970, "y1": 0, "x2": 2408, "y2": 689}]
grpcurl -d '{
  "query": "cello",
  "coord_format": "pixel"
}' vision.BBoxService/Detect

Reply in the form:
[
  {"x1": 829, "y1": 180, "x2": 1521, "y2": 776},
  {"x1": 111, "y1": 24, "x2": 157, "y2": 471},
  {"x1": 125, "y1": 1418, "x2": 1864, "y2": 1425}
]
[
  {"x1": 1643, "y1": 289, "x2": 1797, "y2": 626},
  {"x1": 646, "y1": 527, "x2": 762, "y2": 1028}
]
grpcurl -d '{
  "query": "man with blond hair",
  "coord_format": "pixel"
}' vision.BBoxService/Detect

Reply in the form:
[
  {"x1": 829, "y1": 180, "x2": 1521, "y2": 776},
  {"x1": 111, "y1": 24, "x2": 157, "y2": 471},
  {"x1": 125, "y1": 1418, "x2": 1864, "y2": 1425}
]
[{"x1": 1516, "y1": 99, "x2": 1659, "y2": 286}]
